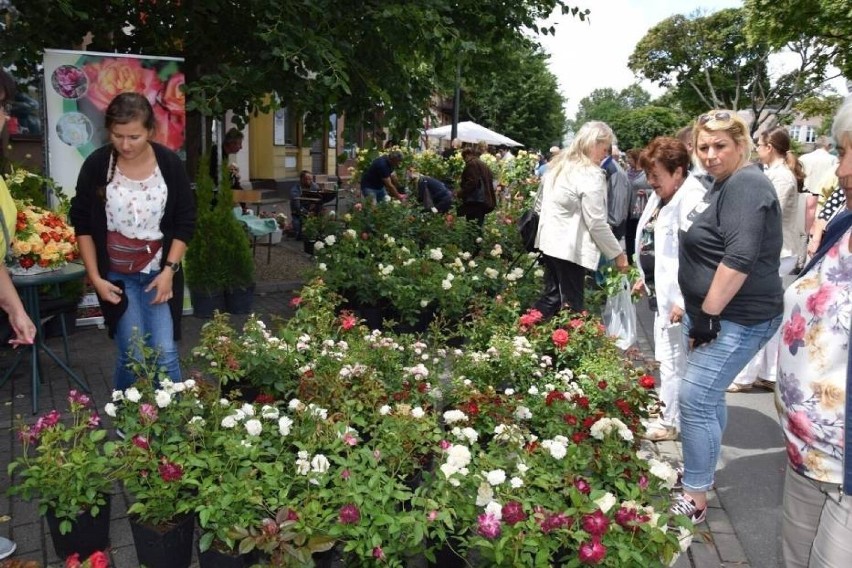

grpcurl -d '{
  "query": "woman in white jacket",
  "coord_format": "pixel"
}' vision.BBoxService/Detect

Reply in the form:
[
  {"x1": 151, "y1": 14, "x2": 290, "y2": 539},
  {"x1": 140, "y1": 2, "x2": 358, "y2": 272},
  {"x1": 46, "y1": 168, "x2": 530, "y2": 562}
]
[
  {"x1": 533, "y1": 121, "x2": 628, "y2": 316},
  {"x1": 633, "y1": 137, "x2": 707, "y2": 441}
]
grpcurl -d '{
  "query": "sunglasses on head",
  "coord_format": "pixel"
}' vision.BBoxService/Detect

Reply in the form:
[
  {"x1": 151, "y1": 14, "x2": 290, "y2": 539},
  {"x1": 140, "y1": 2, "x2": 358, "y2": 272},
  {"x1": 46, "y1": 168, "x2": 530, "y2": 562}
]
[{"x1": 698, "y1": 111, "x2": 733, "y2": 125}]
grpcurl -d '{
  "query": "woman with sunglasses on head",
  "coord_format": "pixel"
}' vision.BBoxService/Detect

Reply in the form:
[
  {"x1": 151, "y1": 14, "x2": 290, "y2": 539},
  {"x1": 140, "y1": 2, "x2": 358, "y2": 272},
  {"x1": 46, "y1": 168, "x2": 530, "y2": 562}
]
[
  {"x1": 671, "y1": 110, "x2": 784, "y2": 523},
  {"x1": 69, "y1": 92, "x2": 196, "y2": 390}
]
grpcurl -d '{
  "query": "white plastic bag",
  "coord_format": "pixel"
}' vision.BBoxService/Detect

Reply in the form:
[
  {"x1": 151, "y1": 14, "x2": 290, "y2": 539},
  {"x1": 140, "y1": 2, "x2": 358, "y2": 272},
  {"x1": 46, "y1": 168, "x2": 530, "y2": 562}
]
[{"x1": 603, "y1": 276, "x2": 637, "y2": 350}]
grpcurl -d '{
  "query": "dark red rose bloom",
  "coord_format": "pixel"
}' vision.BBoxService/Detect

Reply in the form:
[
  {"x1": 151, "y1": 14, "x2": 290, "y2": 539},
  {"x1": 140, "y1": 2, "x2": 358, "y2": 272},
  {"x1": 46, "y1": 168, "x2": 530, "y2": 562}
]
[
  {"x1": 615, "y1": 399, "x2": 632, "y2": 415},
  {"x1": 539, "y1": 511, "x2": 572, "y2": 533},
  {"x1": 338, "y1": 504, "x2": 361, "y2": 524},
  {"x1": 614, "y1": 507, "x2": 636, "y2": 527},
  {"x1": 573, "y1": 395, "x2": 590, "y2": 409},
  {"x1": 464, "y1": 401, "x2": 480, "y2": 416},
  {"x1": 597, "y1": 380, "x2": 608, "y2": 390},
  {"x1": 545, "y1": 390, "x2": 566, "y2": 407},
  {"x1": 572, "y1": 432, "x2": 588, "y2": 444},
  {"x1": 582, "y1": 416, "x2": 599, "y2": 430},
  {"x1": 502, "y1": 501, "x2": 527, "y2": 525},
  {"x1": 158, "y1": 459, "x2": 184, "y2": 482},
  {"x1": 254, "y1": 393, "x2": 276, "y2": 404},
  {"x1": 581, "y1": 510, "x2": 610, "y2": 537},
  {"x1": 574, "y1": 477, "x2": 591, "y2": 495},
  {"x1": 563, "y1": 414, "x2": 578, "y2": 426},
  {"x1": 132, "y1": 435, "x2": 150, "y2": 451}
]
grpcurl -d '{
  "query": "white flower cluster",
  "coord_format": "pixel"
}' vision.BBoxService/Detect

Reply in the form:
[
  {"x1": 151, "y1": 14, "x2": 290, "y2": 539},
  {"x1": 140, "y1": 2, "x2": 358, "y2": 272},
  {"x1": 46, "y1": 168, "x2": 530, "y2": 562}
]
[
  {"x1": 429, "y1": 248, "x2": 443, "y2": 261},
  {"x1": 443, "y1": 409, "x2": 469, "y2": 424},
  {"x1": 441, "y1": 272, "x2": 454, "y2": 290},
  {"x1": 505, "y1": 267, "x2": 524, "y2": 282},
  {"x1": 484, "y1": 267, "x2": 499, "y2": 279},
  {"x1": 378, "y1": 263, "x2": 394, "y2": 277},
  {"x1": 439, "y1": 444, "x2": 471, "y2": 486},
  {"x1": 590, "y1": 417, "x2": 634, "y2": 441},
  {"x1": 490, "y1": 244, "x2": 503, "y2": 257},
  {"x1": 494, "y1": 423, "x2": 526, "y2": 445},
  {"x1": 511, "y1": 335, "x2": 534, "y2": 356},
  {"x1": 295, "y1": 450, "x2": 330, "y2": 484},
  {"x1": 344, "y1": 229, "x2": 357, "y2": 239},
  {"x1": 451, "y1": 426, "x2": 479, "y2": 444},
  {"x1": 542, "y1": 436, "x2": 569, "y2": 460},
  {"x1": 514, "y1": 406, "x2": 532, "y2": 420},
  {"x1": 324, "y1": 234, "x2": 336, "y2": 246}
]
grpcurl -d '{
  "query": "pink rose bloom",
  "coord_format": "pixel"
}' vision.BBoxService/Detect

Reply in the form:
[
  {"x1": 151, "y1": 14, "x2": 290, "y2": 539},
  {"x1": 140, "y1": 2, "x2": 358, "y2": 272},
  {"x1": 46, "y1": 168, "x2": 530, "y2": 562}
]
[
  {"x1": 153, "y1": 103, "x2": 185, "y2": 151},
  {"x1": 787, "y1": 411, "x2": 815, "y2": 445},
  {"x1": 578, "y1": 538, "x2": 607, "y2": 565},
  {"x1": 782, "y1": 311, "x2": 807, "y2": 347},
  {"x1": 83, "y1": 58, "x2": 162, "y2": 112},
  {"x1": 805, "y1": 283, "x2": 836, "y2": 317},
  {"x1": 551, "y1": 328, "x2": 569, "y2": 349},
  {"x1": 157, "y1": 73, "x2": 185, "y2": 113},
  {"x1": 476, "y1": 512, "x2": 501, "y2": 539},
  {"x1": 139, "y1": 403, "x2": 158, "y2": 424},
  {"x1": 338, "y1": 503, "x2": 360, "y2": 524},
  {"x1": 581, "y1": 510, "x2": 610, "y2": 537}
]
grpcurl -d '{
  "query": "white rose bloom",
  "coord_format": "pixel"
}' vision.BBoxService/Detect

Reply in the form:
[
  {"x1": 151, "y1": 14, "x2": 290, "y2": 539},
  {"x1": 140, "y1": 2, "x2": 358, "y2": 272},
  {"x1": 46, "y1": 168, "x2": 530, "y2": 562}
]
[
  {"x1": 510, "y1": 476, "x2": 524, "y2": 489},
  {"x1": 278, "y1": 416, "x2": 294, "y2": 437},
  {"x1": 461, "y1": 427, "x2": 479, "y2": 444},
  {"x1": 288, "y1": 399, "x2": 303, "y2": 411},
  {"x1": 504, "y1": 388, "x2": 515, "y2": 396},
  {"x1": 171, "y1": 382, "x2": 187, "y2": 393},
  {"x1": 528, "y1": 385, "x2": 540, "y2": 395},
  {"x1": 542, "y1": 439, "x2": 567, "y2": 460},
  {"x1": 514, "y1": 406, "x2": 532, "y2": 420},
  {"x1": 324, "y1": 234, "x2": 336, "y2": 246},
  {"x1": 345, "y1": 229, "x2": 357, "y2": 239},
  {"x1": 648, "y1": 459, "x2": 678, "y2": 489},
  {"x1": 485, "y1": 500, "x2": 503, "y2": 520},
  {"x1": 261, "y1": 405, "x2": 279, "y2": 420},
  {"x1": 441, "y1": 279, "x2": 452, "y2": 290},
  {"x1": 429, "y1": 248, "x2": 443, "y2": 261},
  {"x1": 221, "y1": 416, "x2": 238, "y2": 429},
  {"x1": 484, "y1": 268, "x2": 499, "y2": 279},
  {"x1": 241, "y1": 403, "x2": 256, "y2": 416},
  {"x1": 240, "y1": 440, "x2": 252, "y2": 448},
  {"x1": 313, "y1": 241, "x2": 325, "y2": 250},
  {"x1": 516, "y1": 462, "x2": 529, "y2": 475},
  {"x1": 155, "y1": 390, "x2": 172, "y2": 408},
  {"x1": 445, "y1": 444, "x2": 471, "y2": 469},
  {"x1": 443, "y1": 410, "x2": 469, "y2": 424},
  {"x1": 125, "y1": 387, "x2": 142, "y2": 403},
  {"x1": 440, "y1": 463, "x2": 459, "y2": 479},
  {"x1": 245, "y1": 419, "x2": 263, "y2": 436},
  {"x1": 595, "y1": 492, "x2": 617, "y2": 514},
  {"x1": 104, "y1": 403, "x2": 117, "y2": 417},
  {"x1": 111, "y1": 390, "x2": 125, "y2": 402},
  {"x1": 476, "y1": 482, "x2": 494, "y2": 506},
  {"x1": 411, "y1": 407, "x2": 425, "y2": 419},
  {"x1": 318, "y1": 263, "x2": 328, "y2": 271},
  {"x1": 219, "y1": 398, "x2": 231, "y2": 407},
  {"x1": 379, "y1": 405, "x2": 392, "y2": 416},
  {"x1": 311, "y1": 454, "x2": 330, "y2": 474},
  {"x1": 486, "y1": 469, "x2": 506, "y2": 487},
  {"x1": 295, "y1": 456, "x2": 311, "y2": 476}
]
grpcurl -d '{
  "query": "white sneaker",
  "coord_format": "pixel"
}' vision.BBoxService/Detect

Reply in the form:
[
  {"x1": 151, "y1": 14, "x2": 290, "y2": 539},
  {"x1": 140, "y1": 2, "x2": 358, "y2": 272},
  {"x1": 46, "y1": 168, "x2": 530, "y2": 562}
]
[{"x1": 0, "y1": 536, "x2": 17, "y2": 560}]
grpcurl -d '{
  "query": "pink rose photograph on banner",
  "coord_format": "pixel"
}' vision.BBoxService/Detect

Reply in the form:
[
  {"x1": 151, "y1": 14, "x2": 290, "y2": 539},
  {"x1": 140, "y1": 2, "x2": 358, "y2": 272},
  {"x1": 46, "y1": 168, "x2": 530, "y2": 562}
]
[{"x1": 54, "y1": 54, "x2": 185, "y2": 157}]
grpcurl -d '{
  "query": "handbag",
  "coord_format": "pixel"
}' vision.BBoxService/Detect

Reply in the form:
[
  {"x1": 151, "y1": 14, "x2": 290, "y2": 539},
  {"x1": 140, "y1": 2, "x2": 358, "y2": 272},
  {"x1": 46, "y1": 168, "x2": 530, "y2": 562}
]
[
  {"x1": 106, "y1": 231, "x2": 162, "y2": 274},
  {"x1": 517, "y1": 209, "x2": 540, "y2": 253}
]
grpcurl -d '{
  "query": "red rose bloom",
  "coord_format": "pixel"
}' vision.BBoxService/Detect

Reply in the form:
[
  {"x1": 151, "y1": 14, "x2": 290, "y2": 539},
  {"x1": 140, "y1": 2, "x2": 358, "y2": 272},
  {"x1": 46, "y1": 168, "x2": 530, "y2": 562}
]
[
  {"x1": 639, "y1": 375, "x2": 656, "y2": 389},
  {"x1": 551, "y1": 328, "x2": 569, "y2": 349}
]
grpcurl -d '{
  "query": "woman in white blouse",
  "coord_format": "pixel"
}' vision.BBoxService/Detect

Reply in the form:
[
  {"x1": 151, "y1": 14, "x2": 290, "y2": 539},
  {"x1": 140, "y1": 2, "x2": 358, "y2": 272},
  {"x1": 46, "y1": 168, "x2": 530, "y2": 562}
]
[
  {"x1": 532, "y1": 121, "x2": 628, "y2": 316},
  {"x1": 70, "y1": 93, "x2": 196, "y2": 389}
]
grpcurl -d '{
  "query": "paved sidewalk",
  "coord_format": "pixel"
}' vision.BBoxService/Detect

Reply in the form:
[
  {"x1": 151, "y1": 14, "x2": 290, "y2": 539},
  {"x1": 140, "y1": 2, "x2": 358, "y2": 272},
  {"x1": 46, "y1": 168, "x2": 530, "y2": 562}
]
[{"x1": 0, "y1": 271, "x2": 758, "y2": 567}]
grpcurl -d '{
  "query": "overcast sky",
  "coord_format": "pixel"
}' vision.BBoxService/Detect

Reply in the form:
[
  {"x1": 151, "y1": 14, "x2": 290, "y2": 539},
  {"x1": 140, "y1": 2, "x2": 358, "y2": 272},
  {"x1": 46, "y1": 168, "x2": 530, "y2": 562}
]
[{"x1": 536, "y1": 0, "x2": 847, "y2": 120}]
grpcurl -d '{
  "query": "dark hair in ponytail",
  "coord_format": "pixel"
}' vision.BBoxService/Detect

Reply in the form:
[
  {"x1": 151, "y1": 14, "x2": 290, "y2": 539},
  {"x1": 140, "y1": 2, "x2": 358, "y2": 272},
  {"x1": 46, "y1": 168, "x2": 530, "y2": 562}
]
[
  {"x1": 99, "y1": 92, "x2": 156, "y2": 198},
  {"x1": 763, "y1": 127, "x2": 805, "y2": 191}
]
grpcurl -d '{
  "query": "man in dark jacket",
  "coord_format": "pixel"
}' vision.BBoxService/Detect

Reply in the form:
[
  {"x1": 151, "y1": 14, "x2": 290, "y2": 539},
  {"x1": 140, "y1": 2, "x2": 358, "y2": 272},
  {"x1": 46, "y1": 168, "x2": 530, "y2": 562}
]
[{"x1": 414, "y1": 174, "x2": 453, "y2": 213}]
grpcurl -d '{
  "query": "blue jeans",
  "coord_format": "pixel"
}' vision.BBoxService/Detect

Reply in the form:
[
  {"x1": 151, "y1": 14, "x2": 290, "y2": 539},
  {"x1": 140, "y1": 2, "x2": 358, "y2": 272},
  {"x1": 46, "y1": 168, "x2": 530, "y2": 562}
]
[
  {"x1": 679, "y1": 312, "x2": 782, "y2": 492},
  {"x1": 108, "y1": 271, "x2": 181, "y2": 390},
  {"x1": 361, "y1": 186, "x2": 388, "y2": 203}
]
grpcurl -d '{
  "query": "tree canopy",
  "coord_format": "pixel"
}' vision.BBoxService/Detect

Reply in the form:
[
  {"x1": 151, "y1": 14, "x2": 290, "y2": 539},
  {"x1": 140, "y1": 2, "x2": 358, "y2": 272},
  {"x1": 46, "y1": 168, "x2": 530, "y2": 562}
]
[{"x1": 628, "y1": 7, "x2": 841, "y2": 134}]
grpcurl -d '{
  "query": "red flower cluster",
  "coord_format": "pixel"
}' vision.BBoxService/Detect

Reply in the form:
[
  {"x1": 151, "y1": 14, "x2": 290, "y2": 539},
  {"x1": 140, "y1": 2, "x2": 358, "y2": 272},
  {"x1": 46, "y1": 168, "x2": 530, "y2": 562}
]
[
  {"x1": 638, "y1": 375, "x2": 656, "y2": 389},
  {"x1": 338, "y1": 503, "x2": 361, "y2": 524},
  {"x1": 65, "y1": 550, "x2": 109, "y2": 568},
  {"x1": 157, "y1": 459, "x2": 184, "y2": 482},
  {"x1": 545, "y1": 390, "x2": 566, "y2": 407},
  {"x1": 518, "y1": 308, "x2": 543, "y2": 328},
  {"x1": 502, "y1": 501, "x2": 527, "y2": 525}
]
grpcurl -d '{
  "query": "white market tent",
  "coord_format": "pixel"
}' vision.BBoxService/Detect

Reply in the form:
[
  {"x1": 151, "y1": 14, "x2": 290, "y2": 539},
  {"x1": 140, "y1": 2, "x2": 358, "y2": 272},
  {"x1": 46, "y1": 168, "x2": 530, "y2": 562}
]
[{"x1": 424, "y1": 121, "x2": 523, "y2": 147}]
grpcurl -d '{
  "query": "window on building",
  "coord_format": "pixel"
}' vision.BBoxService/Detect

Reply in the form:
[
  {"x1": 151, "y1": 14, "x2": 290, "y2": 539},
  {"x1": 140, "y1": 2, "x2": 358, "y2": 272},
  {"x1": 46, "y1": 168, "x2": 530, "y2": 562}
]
[
  {"x1": 273, "y1": 107, "x2": 296, "y2": 146},
  {"x1": 788, "y1": 125, "x2": 801, "y2": 142},
  {"x1": 804, "y1": 126, "x2": 816, "y2": 143}
]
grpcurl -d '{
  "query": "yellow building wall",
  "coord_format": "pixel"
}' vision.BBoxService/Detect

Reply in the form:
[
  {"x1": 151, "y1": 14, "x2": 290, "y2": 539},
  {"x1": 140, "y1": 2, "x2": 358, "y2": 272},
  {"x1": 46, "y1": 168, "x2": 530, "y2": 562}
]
[{"x1": 248, "y1": 111, "x2": 300, "y2": 180}]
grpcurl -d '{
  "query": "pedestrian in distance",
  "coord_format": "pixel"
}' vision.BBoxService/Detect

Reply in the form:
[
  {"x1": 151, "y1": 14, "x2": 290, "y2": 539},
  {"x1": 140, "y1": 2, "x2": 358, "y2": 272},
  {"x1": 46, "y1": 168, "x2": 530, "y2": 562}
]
[{"x1": 360, "y1": 150, "x2": 405, "y2": 203}]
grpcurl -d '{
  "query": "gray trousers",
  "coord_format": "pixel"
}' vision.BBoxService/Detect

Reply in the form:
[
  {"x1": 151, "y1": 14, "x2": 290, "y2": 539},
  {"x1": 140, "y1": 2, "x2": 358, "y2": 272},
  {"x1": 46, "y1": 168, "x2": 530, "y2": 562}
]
[{"x1": 782, "y1": 464, "x2": 852, "y2": 567}]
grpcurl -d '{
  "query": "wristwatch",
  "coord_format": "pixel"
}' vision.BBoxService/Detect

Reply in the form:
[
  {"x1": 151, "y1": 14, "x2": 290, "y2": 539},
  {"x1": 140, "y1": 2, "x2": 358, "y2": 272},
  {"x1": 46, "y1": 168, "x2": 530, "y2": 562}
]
[{"x1": 163, "y1": 260, "x2": 181, "y2": 272}]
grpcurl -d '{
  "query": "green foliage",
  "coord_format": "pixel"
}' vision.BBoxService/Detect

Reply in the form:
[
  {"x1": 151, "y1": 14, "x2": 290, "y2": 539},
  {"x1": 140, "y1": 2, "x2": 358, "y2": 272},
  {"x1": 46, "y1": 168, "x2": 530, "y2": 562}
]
[
  {"x1": 184, "y1": 154, "x2": 254, "y2": 293},
  {"x1": 609, "y1": 106, "x2": 690, "y2": 151},
  {"x1": 570, "y1": 84, "x2": 653, "y2": 132},
  {"x1": 744, "y1": 0, "x2": 852, "y2": 78},
  {"x1": 8, "y1": 391, "x2": 112, "y2": 533}
]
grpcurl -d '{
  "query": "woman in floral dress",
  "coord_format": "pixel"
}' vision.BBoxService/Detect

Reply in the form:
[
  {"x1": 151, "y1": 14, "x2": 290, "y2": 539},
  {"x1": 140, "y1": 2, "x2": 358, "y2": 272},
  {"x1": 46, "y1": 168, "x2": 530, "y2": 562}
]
[{"x1": 776, "y1": 95, "x2": 852, "y2": 567}]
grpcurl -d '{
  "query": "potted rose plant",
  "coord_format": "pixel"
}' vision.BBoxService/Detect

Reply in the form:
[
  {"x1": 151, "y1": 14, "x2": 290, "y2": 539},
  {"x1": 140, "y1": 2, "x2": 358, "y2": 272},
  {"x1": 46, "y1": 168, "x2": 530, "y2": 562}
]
[{"x1": 7, "y1": 390, "x2": 112, "y2": 560}]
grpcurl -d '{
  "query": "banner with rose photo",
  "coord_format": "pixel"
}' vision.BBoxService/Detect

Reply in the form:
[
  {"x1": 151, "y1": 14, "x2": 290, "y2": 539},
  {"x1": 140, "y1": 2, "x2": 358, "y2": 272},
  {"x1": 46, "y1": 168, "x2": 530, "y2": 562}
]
[{"x1": 43, "y1": 49, "x2": 185, "y2": 198}]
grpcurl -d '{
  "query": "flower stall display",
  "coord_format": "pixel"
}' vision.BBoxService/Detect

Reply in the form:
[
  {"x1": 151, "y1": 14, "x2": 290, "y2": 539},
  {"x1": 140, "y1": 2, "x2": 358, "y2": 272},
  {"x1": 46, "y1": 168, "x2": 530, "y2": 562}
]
[
  {"x1": 3, "y1": 166, "x2": 66, "y2": 208},
  {"x1": 6, "y1": 202, "x2": 79, "y2": 274},
  {"x1": 8, "y1": 391, "x2": 112, "y2": 559}
]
